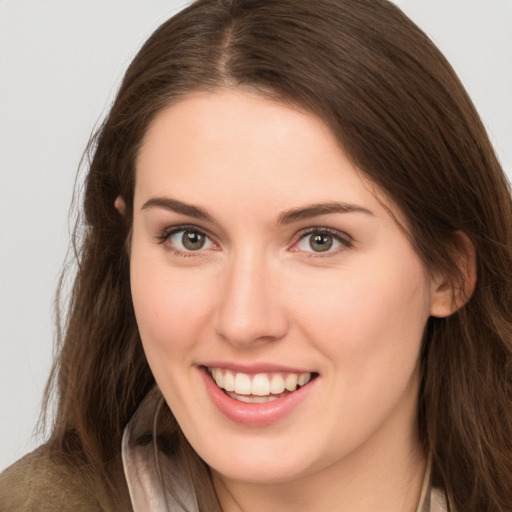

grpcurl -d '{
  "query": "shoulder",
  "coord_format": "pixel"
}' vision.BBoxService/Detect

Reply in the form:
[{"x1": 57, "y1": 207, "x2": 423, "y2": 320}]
[{"x1": 0, "y1": 444, "x2": 117, "y2": 512}]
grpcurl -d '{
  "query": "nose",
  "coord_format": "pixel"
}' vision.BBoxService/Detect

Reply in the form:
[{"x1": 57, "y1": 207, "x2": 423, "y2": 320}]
[{"x1": 214, "y1": 250, "x2": 289, "y2": 347}]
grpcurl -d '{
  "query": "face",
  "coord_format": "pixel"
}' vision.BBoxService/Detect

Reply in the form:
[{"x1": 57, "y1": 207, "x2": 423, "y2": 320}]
[{"x1": 130, "y1": 90, "x2": 442, "y2": 486}]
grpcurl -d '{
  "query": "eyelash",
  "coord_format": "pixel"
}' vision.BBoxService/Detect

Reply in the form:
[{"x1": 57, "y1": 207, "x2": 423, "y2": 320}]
[
  {"x1": 155, "y1": 225, "x2": 353, "y2": 257},
  {"x1": 293, "y1": 227, "x2": 353, "y2": 257},
  {"x1": 155, "y1": 225, "x2": 217, "y2": 257}
]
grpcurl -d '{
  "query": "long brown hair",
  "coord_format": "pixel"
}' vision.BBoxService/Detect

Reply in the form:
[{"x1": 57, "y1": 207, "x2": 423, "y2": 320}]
[{"x1": 46, "y1": 0, "x2": 512, "y2": 509}]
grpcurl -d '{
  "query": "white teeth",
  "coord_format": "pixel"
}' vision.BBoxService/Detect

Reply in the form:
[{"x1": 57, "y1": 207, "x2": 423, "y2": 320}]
[
  {"x1": 228, "y1": 393, "x2": 280, "y2": 403},
  {"x1": 284, "y1": 373, "x2": 298, "y2": 391},
  {"x1": 223, "y1": 371, "x2": 235, "y2": 392},
  {"x1": 270, "y1": 374, "x2": 285, "y2": 394},
  {"x1": 234, "y1": 373, "x2": 252, "y2": 395},
  {"x1": 214, "y1": 369, "x2": 223, "y2": 388},
  {"x1": 298, "y1": 373, "x2": 311, "y2": 386},
  {"x1": 208, "y1": 367, "x2": 313, "y2": 399},
  {"x1": 252, "y1": 374, "x2": 271, "y2": 396}
]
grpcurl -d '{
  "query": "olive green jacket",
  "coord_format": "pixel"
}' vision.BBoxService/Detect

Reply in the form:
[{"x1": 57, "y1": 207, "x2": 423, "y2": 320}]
[{"x1": 0, "y1": 445, "x2": 130, "y2": 512}]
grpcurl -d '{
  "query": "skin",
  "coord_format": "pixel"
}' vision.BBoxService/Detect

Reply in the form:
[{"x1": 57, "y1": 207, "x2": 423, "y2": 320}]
[{"x1": 126, "y1": 89, "x2": 457, "y2": 512}]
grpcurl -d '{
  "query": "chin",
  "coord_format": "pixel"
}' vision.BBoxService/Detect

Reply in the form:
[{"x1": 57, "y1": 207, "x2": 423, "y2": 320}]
[
  {"x1": 193, "y1": 431, "x2": 319, "y2": 485},
  {"x1": 211, "y1": 457, "x2": 309, "y2": 485}
]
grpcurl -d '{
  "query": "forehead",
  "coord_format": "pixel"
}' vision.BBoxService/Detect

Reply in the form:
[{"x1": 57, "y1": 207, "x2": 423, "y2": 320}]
[
  {"x1": 134, "y1": 89, "x2": 399, "y2": 224},
  {"x1": 136, "y1": 89, "x2": 342, "y2": 175}
]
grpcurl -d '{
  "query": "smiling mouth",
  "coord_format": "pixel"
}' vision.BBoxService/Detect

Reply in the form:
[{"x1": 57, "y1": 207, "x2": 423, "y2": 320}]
[{"x1": 206, "y1": 367, "x2": 317, "y2": 403}]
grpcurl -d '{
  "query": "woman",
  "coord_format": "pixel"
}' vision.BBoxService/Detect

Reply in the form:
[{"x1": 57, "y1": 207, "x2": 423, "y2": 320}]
[{"x1": 1, "y1": 0, "x2": 511, "y2": 510}]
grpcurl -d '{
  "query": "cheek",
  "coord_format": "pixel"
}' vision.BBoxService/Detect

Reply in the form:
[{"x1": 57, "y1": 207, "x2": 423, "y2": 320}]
[
  {"x1": 129, "y1": 250, "x2": 215, "y2": 365},
  {"x1": 309, "y1": 250, "x2": 429, "y2": 342},
  {"x1": 292, "y1": 254, "x2": 430, "y2": 392}
]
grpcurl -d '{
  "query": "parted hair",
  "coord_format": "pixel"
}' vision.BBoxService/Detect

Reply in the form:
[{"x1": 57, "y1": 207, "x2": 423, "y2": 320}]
[{"x1": 45, "y1": 0, "x2": 512, "y2": 510}]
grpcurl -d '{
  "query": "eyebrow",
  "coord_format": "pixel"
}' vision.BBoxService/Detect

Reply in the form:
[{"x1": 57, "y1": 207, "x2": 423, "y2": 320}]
[
  {"x1": 141, "y1": 197, "x2": 373, "y2": 225},
  {"x1": 276, "y1": 202, "x2": 374, "y2": 225},
  {"x1": 141, "y1": 197, "x2": 214, "y2": 222}
]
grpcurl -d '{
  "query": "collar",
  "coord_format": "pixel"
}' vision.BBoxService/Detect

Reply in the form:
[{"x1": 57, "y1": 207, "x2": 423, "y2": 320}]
[{"x1": 122, "y1": 387, "x2": 448, "y2": 512}]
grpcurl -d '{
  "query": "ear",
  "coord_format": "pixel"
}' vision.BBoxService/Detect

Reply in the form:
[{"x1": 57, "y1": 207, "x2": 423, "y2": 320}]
[
  {"x1": 114, "y1": 195, "x2": 126, "y2": 216},
  {"x1": 430, "y1": 232, "x2": 477, "y2": 318}
]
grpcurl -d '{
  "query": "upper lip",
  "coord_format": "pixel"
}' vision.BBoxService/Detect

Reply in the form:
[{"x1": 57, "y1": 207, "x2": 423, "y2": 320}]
[{"x1": 200, "y1": 361, "x2": 315, "y2": 374}]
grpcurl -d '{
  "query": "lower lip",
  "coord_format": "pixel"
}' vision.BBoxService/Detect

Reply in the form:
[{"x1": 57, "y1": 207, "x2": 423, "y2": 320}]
[{"x1": 198, "y1": 366, "x2": 316, "y2": 427}]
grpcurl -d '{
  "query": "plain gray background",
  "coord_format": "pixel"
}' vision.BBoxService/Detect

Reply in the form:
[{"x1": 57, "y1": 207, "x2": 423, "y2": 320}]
[{"x1": 1, "y1": 0, "x2": 511, "y2": 471}]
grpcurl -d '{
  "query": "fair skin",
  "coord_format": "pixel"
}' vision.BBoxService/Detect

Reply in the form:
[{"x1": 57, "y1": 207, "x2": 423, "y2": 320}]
[{"x1": 125, "y1": 89, "x2": 458, "y2": 512}]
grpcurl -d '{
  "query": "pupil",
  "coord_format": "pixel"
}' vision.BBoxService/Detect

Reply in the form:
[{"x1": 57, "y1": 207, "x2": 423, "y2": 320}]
[
  {"x1": 182, "y1": 230, "x2": 205, "y2": 250},
  {"x1": 310, "y1": 233, "x2": 332, "y2": 252}
]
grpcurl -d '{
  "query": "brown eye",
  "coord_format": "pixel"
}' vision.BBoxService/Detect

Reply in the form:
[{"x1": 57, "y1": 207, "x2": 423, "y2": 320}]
[
  {"x1": 309, "y1": 233, "x2": 333, "y2": 252},
  {"x1": 182, "y1": 230, "x2": 206, "y2": 250},
  {"x1": 296, "y1": 229, "x2": 349, "y2": 254},
  {"x1": 166, "y1": 228, "x2": 214, "y2": 253}
]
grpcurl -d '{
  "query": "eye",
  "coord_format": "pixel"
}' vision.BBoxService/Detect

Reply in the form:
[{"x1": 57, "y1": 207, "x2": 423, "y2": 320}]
[
  {"x1": 165, "y1": 227, "x2": 216, "y2": 252},
  {"x1": 295, "y1": 229, "x2": 351, "y2": 254}
]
